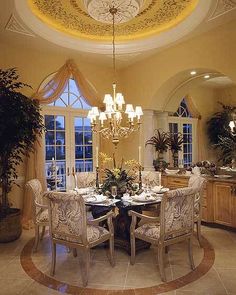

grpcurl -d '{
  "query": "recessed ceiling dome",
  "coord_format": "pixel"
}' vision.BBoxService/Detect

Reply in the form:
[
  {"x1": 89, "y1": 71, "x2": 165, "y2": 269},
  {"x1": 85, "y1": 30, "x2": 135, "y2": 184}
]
[
  {"x1": 83, "y1": 0, "x2": 144, "y2": 24},
  {"x1": 15, "y1": 0, "x2": 213, "y2": 54}
]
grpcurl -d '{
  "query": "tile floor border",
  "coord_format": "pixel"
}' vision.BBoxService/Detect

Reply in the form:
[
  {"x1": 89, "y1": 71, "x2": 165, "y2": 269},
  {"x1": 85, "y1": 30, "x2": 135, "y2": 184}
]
[{"x1": 20, "y1": 235, "x2": 215, "y2": 295}]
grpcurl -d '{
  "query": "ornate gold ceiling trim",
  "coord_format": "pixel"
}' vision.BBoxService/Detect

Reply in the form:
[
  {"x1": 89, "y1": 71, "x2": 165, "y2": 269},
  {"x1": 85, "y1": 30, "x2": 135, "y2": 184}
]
[{"x1": 27, "y1": 0, "x2": 199, "y2": 42}]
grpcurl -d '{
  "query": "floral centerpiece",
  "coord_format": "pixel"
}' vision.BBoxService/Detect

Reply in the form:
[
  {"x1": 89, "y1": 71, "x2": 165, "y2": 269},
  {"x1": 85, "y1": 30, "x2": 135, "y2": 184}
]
[{"x1": 99, "y1": 153, "x2": 139, "y2": 198}]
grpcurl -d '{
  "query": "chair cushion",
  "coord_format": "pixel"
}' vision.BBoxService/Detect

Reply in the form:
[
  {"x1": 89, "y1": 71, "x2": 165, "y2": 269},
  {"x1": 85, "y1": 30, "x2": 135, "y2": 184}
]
[
  {"x1": 135, "y1": 222, "x2": 160, "y2": 240},
  {"x1": 36, "y1": 209, "x2": 49, "y2": 223},
  {"x1": 53, "y1": 225, "x2": 109, "y2": 244},
  {"x1": 87, "y1": 225, "x2": 109, "y2": 242}
]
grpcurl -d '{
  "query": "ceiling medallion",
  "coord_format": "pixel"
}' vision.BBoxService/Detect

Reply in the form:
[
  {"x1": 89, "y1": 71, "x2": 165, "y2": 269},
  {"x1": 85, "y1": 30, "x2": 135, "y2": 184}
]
[
  {"x1": 27, "y1": 0, "x2": 199, "y2": 41},
  {"x1": 83, "y1": 0, "x2": 144, "y2": 24}
]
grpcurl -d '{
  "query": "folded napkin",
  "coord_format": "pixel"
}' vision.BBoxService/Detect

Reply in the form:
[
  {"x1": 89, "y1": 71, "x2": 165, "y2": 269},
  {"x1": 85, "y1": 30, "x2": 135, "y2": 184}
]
[{"x1": 74, "y1": 187, "x2": 92, "y2": 195}]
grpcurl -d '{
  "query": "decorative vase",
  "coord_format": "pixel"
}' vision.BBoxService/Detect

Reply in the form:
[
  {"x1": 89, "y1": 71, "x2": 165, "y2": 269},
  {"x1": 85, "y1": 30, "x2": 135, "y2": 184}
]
[
  {"x1": 172, "y1": 151, "x2": 179, "y2": 167},
  {"x1": 158, "y1": 151, "x2": 164, "y2": 162}
]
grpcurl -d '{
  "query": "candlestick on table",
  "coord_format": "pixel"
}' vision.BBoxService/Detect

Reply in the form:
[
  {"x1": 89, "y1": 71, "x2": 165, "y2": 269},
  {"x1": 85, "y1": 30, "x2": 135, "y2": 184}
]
[
  {"x1": 138, "y1": 146, "x2": 141, "y2": 165},
  {"x1": 138, "y1": 165, "x2": 142, "y2": 189},
  {"x1": 96, "y1": 167, "x2": 99, "y2": 189},
  {"x1": 158, "y1": 172, "x2": 162, "y2": 185},
  {"x1": 95, "y1": 146, "x2": 99, "y2": 167}
]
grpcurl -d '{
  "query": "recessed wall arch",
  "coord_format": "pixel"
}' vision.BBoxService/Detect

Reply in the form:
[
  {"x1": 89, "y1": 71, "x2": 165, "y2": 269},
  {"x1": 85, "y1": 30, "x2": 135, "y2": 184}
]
[{"x1": 149, "y1": 67, "x2": 226, "y2": 112}]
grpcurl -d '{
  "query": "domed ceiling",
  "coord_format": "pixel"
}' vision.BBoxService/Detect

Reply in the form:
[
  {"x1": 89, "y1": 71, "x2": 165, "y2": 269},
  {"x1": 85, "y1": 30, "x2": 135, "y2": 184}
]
[
  {"x1": 15, "y1": 0, "x2": 213, "y2": 54},
  {"x1": 28, "y1": 0, "x2": 199, "y2": 41}
]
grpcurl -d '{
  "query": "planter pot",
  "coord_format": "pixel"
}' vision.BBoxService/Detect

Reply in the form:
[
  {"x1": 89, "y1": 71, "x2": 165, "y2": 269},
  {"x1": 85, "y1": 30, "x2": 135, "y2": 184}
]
[
  {"x1": 172, "y1": 152, "x2": 179, "y2": 168},
  {"x1": 0, "y1": 208, "x2": 22, "y2": 243}
]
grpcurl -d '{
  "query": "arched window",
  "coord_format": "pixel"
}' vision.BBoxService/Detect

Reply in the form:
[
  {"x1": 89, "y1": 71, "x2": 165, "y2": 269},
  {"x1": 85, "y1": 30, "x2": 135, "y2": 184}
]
[
  {"x1": 174, "y1": 98, "x2": 191, "y2": 118},
  {"x1": 42, "y1": 77, "x2": 96, "y2": 191},
  {"x1": 168, "y1": 98, "x2": 197, "y2": 167},
  {"x1": 48, "y1": 78, "x2": 91, "y2": 109}
]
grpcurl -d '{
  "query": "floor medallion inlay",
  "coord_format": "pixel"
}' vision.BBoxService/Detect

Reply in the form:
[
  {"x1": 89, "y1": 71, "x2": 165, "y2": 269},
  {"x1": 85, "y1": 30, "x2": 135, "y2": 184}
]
[{"x1": 20, "y1": 235, "x2": 215, "y2": 294}]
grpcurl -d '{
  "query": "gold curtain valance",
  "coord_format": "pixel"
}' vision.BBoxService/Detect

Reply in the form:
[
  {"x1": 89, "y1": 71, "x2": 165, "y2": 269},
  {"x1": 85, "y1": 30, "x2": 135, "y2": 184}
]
[
  {"x1": 184, "y1": 95, "x2": 201, "y2": 119},
  {"x1": 32, "y1": 59, "x2": 103, "y2": 108}
]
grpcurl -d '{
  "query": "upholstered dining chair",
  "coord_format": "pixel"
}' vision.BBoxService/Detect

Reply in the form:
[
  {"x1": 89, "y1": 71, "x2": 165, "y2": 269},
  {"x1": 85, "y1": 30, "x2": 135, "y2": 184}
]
[
  {"x1": 77, "y1": 172, "x2": 96, "y2": 188},
  {"x1": 46, "y1": 191, "x2": 115, "y2": 287},
  {"x1": 25, "y1": 179, "x2": 48, "y2": 252},
  {"x1": 141, "y1": 171, "x2": 161, "y2": 187},
  {"x1": 188, "y1": 175, "x2": 206, "y2": 246},
  {"x1": 141, "y1": 171, "x2": 162, "y2": 216},
  {"x1": 129, "y1": 186, "x2": 197, "y2": 282}
]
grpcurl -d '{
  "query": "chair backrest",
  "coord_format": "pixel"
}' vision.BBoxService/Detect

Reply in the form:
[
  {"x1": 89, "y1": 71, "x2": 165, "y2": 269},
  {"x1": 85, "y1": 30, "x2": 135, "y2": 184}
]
[
  {"x1": 160, "y1": 187, "x2": 197, "y2": 241},
  {"x1": 188, "y1": 175, "x2": 206, "y2": 191},
  {"x1": 76, "y1": 172, "x2": 96, "y2": 188},
  {"x1": 142, "y1": 171, "x2": 161, "y2": 187},
  {"x1": 26, "y1": 179, "x2": 44, "y2": 205},
  {"x1": 46, "y1": 191, "x2": 87, "y2": 244},
  {"x1": 188, "y1": 175, "x2": 206, "y2": 218}
]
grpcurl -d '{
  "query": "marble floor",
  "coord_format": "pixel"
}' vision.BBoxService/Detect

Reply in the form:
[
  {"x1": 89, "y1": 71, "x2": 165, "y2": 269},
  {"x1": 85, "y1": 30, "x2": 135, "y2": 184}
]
[{"x1": 0, "y1": 225, "x2": 236, "y2": 295}]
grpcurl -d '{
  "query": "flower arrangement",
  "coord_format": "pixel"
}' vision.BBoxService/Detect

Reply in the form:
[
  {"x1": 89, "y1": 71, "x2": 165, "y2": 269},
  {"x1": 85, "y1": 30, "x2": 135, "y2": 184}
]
[{"x1": 99, "y1": 153, "x2": 139, "y2": 197}]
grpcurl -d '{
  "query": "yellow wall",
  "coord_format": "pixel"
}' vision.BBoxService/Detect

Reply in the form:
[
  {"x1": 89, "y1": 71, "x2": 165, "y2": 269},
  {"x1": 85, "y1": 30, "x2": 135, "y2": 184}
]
[
  {"x1": 119, "y1": 19, "x2": 236, "y2": 110},
  {"x1": 114, "y1": 19, "x2": 236, "y2": 165},
  {"x1": 0, "y1": 41, "x2": 115, "y2": 208},
  {"x1": 1, "y1": 17, "x2": 236, "y2": 207}
]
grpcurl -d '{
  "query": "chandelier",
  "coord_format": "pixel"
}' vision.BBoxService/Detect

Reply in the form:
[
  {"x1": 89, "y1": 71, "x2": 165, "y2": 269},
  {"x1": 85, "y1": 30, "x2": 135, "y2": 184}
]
[
  {"x1": 229, "y1": 111, "x2": 236, "y2": 134},
  {"x1": 87, "y1": 3, "x2": 143, "y2": 146}
]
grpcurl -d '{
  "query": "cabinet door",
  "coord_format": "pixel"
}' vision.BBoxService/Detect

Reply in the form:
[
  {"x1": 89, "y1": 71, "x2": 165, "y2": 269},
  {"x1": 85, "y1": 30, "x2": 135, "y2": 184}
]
[{"x1": 214, "y1": 182, "x2": 232, "y2": 226}]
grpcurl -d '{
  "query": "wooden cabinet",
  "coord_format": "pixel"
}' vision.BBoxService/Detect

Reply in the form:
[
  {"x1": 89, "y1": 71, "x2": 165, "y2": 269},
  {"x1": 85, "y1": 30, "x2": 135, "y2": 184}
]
[
  {"x1": 162, "y1": 175, "x2": 236, "y2": 228},
  {"x1": 214, "y1": 182, "x2": 236, "y2": 227}
]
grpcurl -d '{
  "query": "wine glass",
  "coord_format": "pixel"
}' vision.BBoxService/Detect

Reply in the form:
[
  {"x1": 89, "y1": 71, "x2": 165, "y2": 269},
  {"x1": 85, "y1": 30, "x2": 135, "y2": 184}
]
[{"x1": 111, "y1": 186, "x2": 117, "y2": 200}]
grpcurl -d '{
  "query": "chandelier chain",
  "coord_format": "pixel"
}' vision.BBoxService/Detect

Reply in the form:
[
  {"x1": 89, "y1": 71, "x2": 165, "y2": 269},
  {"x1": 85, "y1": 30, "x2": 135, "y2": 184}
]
[
  {"x1": 112, "y1": 8, "x2": 116, "y2": 83},
  {"x1": 87, "y1": 4, "x2": 143, "y2": 147}
]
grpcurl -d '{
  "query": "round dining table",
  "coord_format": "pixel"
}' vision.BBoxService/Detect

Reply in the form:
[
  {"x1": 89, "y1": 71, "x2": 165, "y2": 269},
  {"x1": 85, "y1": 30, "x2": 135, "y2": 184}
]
[{"x1": 89, "y1": 196, "x2": 162, "y2": 255}]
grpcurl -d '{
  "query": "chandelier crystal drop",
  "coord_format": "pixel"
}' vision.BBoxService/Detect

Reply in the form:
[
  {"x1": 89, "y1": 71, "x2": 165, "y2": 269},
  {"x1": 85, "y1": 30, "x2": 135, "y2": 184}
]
[{"x1": 87, "y1": 4, "x2": 143, "y2": 146}]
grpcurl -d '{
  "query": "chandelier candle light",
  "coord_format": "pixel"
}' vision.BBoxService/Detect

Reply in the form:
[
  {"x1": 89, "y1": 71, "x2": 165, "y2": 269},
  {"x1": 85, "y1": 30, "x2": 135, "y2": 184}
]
[{"x1": 87, "y1": 3, "x2": 143, "y2": 146}]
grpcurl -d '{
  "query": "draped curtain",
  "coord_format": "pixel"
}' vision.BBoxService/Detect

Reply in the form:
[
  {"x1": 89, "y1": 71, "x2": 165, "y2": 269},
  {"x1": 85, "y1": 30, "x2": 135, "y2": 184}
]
[
  {"x1": 22, "y1": 59, "x2": 101, "y2": 229},
  {"x1": 184, "y1": 95, "x2": 205, "y2": 161}
]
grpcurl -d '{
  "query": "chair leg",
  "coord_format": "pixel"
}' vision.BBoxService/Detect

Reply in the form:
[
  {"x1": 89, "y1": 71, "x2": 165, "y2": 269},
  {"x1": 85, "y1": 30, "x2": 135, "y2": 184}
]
[
  {"x1": 196, "y1": 220, "x2": 202, "y2": 247},
  {"x1": 33, "y1": 225, "x2": 40, "y2": 252},
  {"x1": 188, "y1": 236, "x2": 195, "y2": 270},
  {"x1": 73, "y1": 248, "x2": 77, "y2": 257},
  {"x1": 158, "y1": 245, "x2": 166, "y2": 282},
  {"x1": 109, "y1": 234, "x2": 115, "y2": 267},
  {"x1": 82, "y1": 247, "x2": 90, "y2": 287},
  {"x1": 130, "y1": 233, "x2": 136, "y2": 265},
  {"x1": 40, "y1": 226, "x2": 46, "y2": 241},
  {"x1": 50, "y1": 242, "x2": 56, "y2": 276}
]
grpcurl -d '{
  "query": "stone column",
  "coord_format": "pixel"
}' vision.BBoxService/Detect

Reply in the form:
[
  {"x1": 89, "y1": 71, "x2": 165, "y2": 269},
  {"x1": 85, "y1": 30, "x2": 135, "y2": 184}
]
[{"x1": 140, "y1": 110, "x2": 156, "y2": 171}]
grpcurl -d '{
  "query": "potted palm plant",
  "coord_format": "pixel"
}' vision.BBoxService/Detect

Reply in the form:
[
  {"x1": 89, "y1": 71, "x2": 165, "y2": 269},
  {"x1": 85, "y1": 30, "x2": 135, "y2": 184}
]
[
  {"x1": 167, "y1": 132, "x2": 184, "y2": 167},
  {"x1": 0, "y1": 68, "x2": 44, "y2": 242},
  {"x1": 145, "y1": 129, "x2": 169, "y2": 171}
]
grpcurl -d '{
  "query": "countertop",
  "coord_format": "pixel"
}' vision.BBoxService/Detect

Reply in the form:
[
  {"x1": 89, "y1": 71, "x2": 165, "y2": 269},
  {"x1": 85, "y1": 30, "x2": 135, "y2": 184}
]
[{"x1": 162, "y1": 173, "x2": 236, "y2": 184}]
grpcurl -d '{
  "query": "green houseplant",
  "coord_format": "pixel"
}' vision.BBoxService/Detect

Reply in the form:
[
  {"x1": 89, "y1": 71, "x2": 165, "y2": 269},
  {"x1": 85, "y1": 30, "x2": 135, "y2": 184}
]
[
  {"x1": 0, "y1": 68, "x2": 44, "y2": 242},
  {"x1": 167, "y1": 132, "x2": 184, "y2": 167},
  {"x1": 207, "y1": 102, "x2": 236, "y2": 165},
  {"x1": 145, "y1": 129, "x2": 169, "y2": 171}
]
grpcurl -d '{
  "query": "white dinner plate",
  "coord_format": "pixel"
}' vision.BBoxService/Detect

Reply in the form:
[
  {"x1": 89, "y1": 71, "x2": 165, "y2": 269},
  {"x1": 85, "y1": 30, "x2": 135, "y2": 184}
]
[
  {"x1": 85, "y1": 195, "x2": 107, "y2": 203},
  {"x1": 131, "y1": 194, "x2": 160, "y2": 202},
  {"x1": 152, "y1": 187, "x2": 169, "y2": 194}
]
